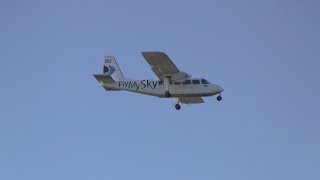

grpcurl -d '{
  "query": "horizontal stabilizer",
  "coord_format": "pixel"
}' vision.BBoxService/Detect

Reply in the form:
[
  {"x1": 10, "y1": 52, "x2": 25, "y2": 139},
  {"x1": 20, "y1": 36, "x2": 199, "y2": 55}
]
[
  {"x1": 93, "y1": 74, "x2": 115, "y2": 84},
  {"x1": 103, "y1": 87, "x2": 120, "y2": 91},
  {"x1": 93, "y1": 74, "x2": 120, "y2": 91}
]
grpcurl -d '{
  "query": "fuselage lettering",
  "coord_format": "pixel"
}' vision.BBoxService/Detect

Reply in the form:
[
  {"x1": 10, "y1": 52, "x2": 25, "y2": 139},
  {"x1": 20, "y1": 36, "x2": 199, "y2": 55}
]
[{"x1": 118, "y1": 80, "x2": 157, "y2": 91}]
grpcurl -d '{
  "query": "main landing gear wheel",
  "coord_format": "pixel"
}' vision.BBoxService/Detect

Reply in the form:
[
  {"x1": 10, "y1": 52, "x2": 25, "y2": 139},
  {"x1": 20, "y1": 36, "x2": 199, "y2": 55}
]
[
  {"x1": 165, "y1": 91, "x2": 171, "y2": 97},
  {"x1": 217, "y1": 95, "x2": 222, "y2": 101},
  {"x1": 175, "y1": 104, "x2": 181, "y2": 110}
]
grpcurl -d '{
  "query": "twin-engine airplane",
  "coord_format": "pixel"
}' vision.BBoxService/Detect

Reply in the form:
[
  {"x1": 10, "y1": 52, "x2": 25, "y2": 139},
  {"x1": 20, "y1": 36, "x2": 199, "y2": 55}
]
[{"x1": 93, "y1": 51, "x2": 224, "y2": 110}]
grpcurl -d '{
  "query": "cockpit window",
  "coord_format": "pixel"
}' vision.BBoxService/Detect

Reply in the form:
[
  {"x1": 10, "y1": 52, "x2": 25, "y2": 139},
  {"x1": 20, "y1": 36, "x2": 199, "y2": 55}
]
[
  {"x1": 192, "y1": 80, "x2": 200, "y2": 84},
  {"x1": 201, "y1": 79, "x2": 210, "y2": 84}
]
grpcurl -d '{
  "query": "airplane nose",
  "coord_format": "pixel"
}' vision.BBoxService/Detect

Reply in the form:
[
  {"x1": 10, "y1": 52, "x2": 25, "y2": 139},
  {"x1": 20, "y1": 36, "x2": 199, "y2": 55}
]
[{"x1": 217, "y1": 85, "x2": 224, "y2": 93}]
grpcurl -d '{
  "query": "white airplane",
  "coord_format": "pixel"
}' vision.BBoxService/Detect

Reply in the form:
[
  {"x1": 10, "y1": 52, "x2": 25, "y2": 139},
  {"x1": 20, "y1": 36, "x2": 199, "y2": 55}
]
[{"x1": 93, "y1": 51, "x2": 224, "y2": 110}]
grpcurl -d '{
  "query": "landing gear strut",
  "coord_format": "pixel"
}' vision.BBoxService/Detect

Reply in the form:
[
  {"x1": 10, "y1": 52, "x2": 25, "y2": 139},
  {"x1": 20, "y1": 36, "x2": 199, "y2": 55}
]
[
  {"x1": 164, "y1": 77, "x2": 171, "y2": 98},
  {"x1": 217, "y1": 94, "x2": 222, "y2": 101}
]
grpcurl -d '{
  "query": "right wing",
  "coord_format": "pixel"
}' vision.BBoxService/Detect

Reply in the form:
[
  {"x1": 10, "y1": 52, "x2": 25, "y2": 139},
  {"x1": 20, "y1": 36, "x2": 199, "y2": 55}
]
[
  {"x1": 179, "y1": 97, "x2": 204, "y2": 104},
  {"x1": 141, "y1": 51, "x2": 180, "y2": 80}
]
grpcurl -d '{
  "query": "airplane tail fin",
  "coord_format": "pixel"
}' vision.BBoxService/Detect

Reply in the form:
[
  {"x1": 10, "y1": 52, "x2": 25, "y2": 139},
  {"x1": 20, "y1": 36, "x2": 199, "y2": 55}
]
[{"x1": 103, "y1": 56, "x2": 124, "y2": 81}]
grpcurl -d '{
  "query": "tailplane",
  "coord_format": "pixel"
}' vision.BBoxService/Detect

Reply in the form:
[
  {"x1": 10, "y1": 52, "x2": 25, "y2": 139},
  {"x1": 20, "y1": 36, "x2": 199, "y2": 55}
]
[
  {"x1": 103, "y1": 56, "x2": 124, "y2": 80},
  {"x1": 93, "y1": 74, "x2": 120, "y2": 91}
]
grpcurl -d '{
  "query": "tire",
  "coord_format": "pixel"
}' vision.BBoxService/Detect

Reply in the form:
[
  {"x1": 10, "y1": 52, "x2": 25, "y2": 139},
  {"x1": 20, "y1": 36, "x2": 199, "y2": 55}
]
[
  {"x1": 217, "y1": 95, "x2": 222, "y2": 101},
  {"x1": 165, "y1": 91, "x2": 171, "y2": 97},
  {"x1": 175, "y1": 104, "x2": 181, "y2": 110}
]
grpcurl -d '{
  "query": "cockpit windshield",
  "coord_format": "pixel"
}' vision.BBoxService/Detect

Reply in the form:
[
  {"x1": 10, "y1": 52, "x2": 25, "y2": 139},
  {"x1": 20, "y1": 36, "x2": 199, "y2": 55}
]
[{"x1": 201, "y1": 79, "x2": 210, "y2": 84}]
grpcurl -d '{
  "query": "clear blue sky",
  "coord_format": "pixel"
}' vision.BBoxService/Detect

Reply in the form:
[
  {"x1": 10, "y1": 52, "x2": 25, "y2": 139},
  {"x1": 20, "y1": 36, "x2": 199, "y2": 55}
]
[{"x1": 1, "y1": 0, "x2": 319, "y2": 179}]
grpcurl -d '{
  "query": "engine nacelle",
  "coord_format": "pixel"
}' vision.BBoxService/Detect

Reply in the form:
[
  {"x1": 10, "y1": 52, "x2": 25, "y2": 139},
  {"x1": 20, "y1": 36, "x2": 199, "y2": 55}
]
[{"x1": 170, "y1": 72, "x2": 192, "y2": 82}]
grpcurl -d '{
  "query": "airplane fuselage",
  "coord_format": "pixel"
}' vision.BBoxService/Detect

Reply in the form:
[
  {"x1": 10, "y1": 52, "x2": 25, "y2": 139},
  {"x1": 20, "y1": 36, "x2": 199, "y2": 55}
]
[{"x1": 103, "y1": 78, "x2": 224, "y2": 98}]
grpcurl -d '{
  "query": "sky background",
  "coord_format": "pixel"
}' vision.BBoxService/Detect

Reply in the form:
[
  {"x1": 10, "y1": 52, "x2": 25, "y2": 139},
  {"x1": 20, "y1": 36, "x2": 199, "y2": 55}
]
[{"x1": 1, "y1": 0, "x2": 320, "y2": 179}]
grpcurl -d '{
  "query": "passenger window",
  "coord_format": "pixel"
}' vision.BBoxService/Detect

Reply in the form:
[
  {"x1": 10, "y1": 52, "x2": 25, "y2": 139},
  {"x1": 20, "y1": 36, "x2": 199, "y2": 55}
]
[
  {"x1": 170, "y1": 80, "x2": 173, "y2": 85},
  {"x1": 174, "y1": 82, "x2": 180, "y2": 85},
  {"x1": 201, "y1": 79, "x2": 209, "y2": 84},
  {"x1": 183, "y1": 80, "x2": 191, "y2": 85},
  {"x1": 158, "y1": 81, "x2": 163, "y2": 85},
  {"x1": 192, "y1": 80, "x2": 200, "y2": 84}
]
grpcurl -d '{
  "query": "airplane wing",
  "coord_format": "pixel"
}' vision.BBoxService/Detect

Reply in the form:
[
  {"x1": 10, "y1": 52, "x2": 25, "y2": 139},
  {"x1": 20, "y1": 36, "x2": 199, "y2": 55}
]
[
  {"x1": 179, "y1": 97, "x2": 204, "y2": 104},
  {"x1": 141, "y1": 51, "x2": 180, "y2": 80}
]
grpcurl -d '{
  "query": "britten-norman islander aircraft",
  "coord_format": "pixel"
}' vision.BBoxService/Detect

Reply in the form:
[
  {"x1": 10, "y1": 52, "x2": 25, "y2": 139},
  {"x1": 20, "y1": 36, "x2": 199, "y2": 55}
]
[{"x1": 93, "y1": 51, "x2": 224, "y2": 110}]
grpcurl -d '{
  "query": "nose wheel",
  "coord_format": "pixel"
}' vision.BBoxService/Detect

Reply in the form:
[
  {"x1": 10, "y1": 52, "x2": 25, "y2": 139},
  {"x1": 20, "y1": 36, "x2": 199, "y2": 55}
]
[{"x1": 217, "y1": 95, "x2": 222, "y2": 101}]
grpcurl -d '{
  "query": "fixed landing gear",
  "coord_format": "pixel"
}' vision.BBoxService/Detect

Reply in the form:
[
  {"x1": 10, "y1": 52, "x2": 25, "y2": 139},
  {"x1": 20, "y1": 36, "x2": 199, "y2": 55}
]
[
  {"x1": 217, "y1": 94, "x2": 222, "y2": 101},
  {"x1": 174, "y1": 98, "x2": 181, "y2": 110},
  {"x1": 175, "y1": 103, "x2": 181, "y2": 110},
  {"x1": 164, "y1": 77, "x2": 171, "y2": 98}
]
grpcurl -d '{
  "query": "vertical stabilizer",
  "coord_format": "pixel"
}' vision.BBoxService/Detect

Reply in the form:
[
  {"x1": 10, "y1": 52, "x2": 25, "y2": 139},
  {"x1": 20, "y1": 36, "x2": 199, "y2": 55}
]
[{"x1": 103, "y1": 56, "x2": 124, "y2": 80}]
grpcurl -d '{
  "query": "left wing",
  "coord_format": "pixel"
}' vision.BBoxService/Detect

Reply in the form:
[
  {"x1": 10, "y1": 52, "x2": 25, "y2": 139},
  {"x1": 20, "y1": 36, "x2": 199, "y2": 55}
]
[
  {"x1": 179, "y1": 97, "x2": 204, "y2": 104},
  {"x1": 141, "y1": 51, "x2": 180, "y2": 80}
]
